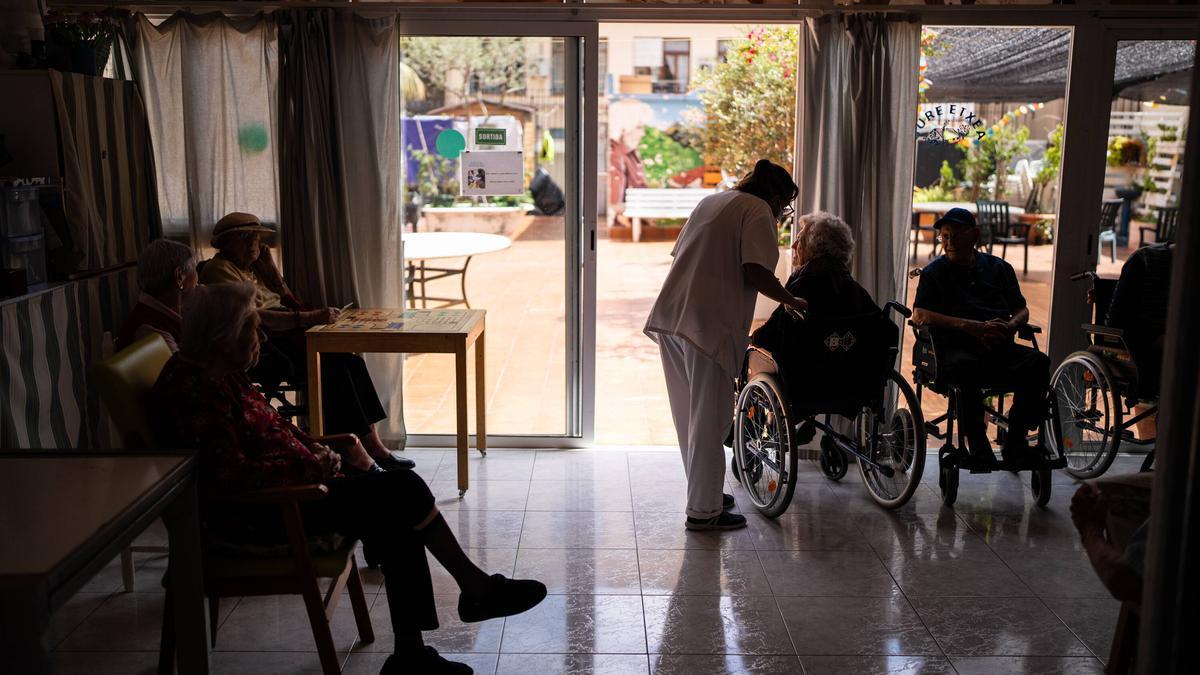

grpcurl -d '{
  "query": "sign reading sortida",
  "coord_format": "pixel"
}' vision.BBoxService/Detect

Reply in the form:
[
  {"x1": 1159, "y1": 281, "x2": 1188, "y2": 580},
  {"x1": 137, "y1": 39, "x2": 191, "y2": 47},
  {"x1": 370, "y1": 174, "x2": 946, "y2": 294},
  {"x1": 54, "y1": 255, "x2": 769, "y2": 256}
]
[
  {"x1": 474, "y1": 128, "x2": 507, "y2": 146},
  {"x1": 918, "y1": 103, "x2": 986, "y2": 145}
]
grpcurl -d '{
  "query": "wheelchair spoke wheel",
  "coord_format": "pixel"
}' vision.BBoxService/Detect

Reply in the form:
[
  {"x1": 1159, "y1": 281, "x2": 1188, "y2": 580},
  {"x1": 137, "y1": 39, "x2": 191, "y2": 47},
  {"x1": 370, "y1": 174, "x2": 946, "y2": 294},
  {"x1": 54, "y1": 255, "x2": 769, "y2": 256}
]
[
  {"x1": 734, "y1": 373, "x2": 796, "y2": 518},
  {"x1": 1051, "y1": 354, "x2": 1122, "y2": 479},
  {"x1": 857, "y1": 370, "x2": 927, "y2": 509}
]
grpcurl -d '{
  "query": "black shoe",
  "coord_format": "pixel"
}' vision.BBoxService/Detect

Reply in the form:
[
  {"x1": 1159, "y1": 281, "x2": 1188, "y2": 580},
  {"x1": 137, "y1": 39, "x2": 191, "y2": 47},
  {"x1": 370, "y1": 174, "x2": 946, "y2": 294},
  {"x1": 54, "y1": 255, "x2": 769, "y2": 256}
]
[
  {"x1": 723, "y1": 493, "x2": 736, "y2": 510},
  {"x1": 375, "y1": 451, "x2": 416, "y2": 471},
  {"x1": 381, "y1": 647, "x2": 473, "y2": 674},
  {"x1": 1001, "y1": 441, "x2": 1042, "y2": 468},
  {"x1": 458, "y1": 574, "x2": 548, "y2": 623},
  {"x1": 686, "y1": 511, "x2": 747, "y2": 531}
]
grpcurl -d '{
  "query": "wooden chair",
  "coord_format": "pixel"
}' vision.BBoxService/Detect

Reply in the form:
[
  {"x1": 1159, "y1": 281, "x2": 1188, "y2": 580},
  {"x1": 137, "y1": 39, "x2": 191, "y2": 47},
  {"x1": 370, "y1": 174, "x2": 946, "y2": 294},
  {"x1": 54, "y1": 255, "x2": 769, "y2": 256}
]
[
  {"x1": 976, "y1": 200, "x2": 1030, "y2": 275},
  {"x1": 1139, "y1": 206, "x2": 1179, "y2": 248},
  {"x1": 1099, "y1": 200, "x2": 1122, "y2": 263},
  {"x1": 94, "y1": 334, "x2": 373, "y2": 674},
  {"x1": 94, "y1": 333, "x2": 175, "y2": 591}
]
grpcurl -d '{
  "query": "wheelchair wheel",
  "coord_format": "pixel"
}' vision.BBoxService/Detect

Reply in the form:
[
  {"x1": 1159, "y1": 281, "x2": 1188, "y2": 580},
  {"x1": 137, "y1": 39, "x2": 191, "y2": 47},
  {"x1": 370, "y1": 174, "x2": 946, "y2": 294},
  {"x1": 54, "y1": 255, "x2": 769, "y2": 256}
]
[
  {"x1": 819, "y1": 435, "x2": 848, "y2": 481},
  {"x1": 938, "y1": 449, "x2": 959, "y2": 507},
  {"x1": 857, "y1": 371, "x2": 927, "y2": 509},
  {"x1": 734, "y1": 373, "x2": 796, "y2": 518},
  {"x1": 1051, "y1": 352, "x2": 1122, "y2": 479},
  {"x1": 1031, "y1": 467, "x2": 1052, "y2": 507}
]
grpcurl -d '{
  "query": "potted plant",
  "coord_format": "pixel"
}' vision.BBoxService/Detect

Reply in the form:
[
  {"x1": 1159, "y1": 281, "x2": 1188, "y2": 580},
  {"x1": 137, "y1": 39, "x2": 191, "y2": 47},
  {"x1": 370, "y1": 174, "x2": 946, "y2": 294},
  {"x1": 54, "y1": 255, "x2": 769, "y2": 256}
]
[
  {"x1": 43, "y1": 11, "x2": 116, "y2": 76},
  {"x1": 1107, "y1": 135, "x2": 1145, "y2": 199}
]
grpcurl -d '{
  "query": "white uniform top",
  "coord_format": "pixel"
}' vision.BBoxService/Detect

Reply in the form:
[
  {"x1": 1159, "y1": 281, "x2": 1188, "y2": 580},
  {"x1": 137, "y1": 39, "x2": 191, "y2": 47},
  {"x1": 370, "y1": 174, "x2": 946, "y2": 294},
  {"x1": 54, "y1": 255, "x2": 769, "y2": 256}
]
[{"x1": 644, "y1": 190, "x2": 780, "y2": 378}]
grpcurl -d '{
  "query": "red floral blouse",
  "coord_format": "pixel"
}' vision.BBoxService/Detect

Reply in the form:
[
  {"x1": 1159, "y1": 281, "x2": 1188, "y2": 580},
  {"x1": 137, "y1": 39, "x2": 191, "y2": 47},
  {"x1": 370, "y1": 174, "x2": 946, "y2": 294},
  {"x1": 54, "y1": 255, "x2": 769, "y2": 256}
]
[{"x1": 150, "y1": 355, "x2": 327, "y2": 494}]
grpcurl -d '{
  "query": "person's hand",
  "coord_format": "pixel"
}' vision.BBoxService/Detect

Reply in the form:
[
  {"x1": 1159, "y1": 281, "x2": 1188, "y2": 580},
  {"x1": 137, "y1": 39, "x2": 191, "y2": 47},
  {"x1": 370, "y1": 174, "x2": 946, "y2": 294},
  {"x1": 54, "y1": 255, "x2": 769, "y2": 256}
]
[
  {"x1": 783, "y1": 295, "x2": 809, "y2": 320},
  {"x1": 311, "y1": 442, "x2": 342, "y2": 477},
  {"x1": 1086, "y1": 288, "x2": 1096, "y2": 305},
  {"x1": 339, "y1": 438, "x2": 376, "y2": 472},
  {"x1": 250, "y1": 247, "x2": 286, "y2": 292},
  {"x1": 303, "y1": 307, "x2": 341, "y2": 327},
  {"x1": 970, "y1": 319, "x2": 1009, "y2": 348},
  {"x1": 1071, "y1": 483, "x2": 1108, "y2": 534}
]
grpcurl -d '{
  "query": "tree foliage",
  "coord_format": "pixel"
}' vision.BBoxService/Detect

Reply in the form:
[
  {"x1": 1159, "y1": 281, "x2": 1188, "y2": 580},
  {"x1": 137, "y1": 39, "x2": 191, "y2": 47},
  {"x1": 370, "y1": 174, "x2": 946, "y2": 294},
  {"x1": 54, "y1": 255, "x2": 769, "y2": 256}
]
[
  {"x1": 960, "y1": 123, "x2": 1029, "y2": 201},
  {"x1": 639, "y1": 127, "x2": 703, "y2": 188},
  {"x1": 692, "y1": 26, "x2": 797, "y2": 178},
  {"x1": 400, "y1": 37, "x2": 530, "y2": 106}
]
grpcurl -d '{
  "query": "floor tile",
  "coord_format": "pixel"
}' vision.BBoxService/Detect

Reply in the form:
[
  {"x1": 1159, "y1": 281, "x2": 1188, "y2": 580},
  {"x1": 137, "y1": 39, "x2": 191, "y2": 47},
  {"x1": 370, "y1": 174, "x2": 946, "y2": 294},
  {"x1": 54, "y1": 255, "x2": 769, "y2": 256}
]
[
  {"x1": 756, "y1": 550, "x2": 899, "y2": 597},
  {"x1": 500, "y1": 595, "x2": 647, "y2": 654},
  {"x1": 626, "y1": 452, "x2": 687, "y2": 483},
  {"x1": 429, "y1": 548, "x2": 519, "y2": 596},
  {"x1": 638, "y1": 549, "x2": 771, "y2": 596},
  {"x1": 57, "y1": 592, "x2": 166, "y2": 652},
  {"x1": 209, "y1": 651, "x2": 330, "y2": 674},
  {"x1": 532, "y1": 452, "x2": 631, "y2": 482},
  {"x1": 883, "y1": 549, "x2": 1033, "y2": 598},
  {"x1": 208, "y1": 594, "x2": 365, "y2": 653},
  {"x1": 798, "y1": 655, "x2": 955, "y2": 674},
  {"x1": 344, "y1": 651, "x2": 499, "y2": 675},
  {"x1": 514, "y1": 548, "x2": 642, "y2": 595},
  {"x1": 997, "y1": 549, "x2": 1112, "y2": 598},
  {"x1": 365, "y1": 594, "x2": 503, "y2": 654},
  {"x1": 912, "y1": 597, "x2": 1090, "y2": 657},
  {"x1": 52, "y1": 651, "x2": 158, "y2": 675},
  {"x1": 443, "y1": 510, "x2": 527, "y2": 549},
  {"x1": 519, "y1": 511, "x2": 638, "y2": 549},
  {"x1": 1042, "y1": 598, "x2": 1120, "y2": 659},
  {"x1": 642, "y1": 595, "x2": 792, "y2": 655},
  {"x1": 777, "y1": 595, "x2": 940, "y2": 655},
  {"x1": 48, "y1": 592, "x2": 111, "y2": 649},
  {"x1": 744, "y1": 512, "x2": 872, "y2": 552},
  {"x1": 856, "y1": 510, "x2": 987, "y2": 557},
  {"x1": 630, "y1": 480, "x2": 693, "y2": 512},
  {"x1": 633, "y1": 512, "x2": 756, "y2": 551},
  {"x1": 434, "y1": 454, "x2": 536, "y2": 482},
  {"x1": 949, "y1": 656, "x2": 1106, "y2": 674},
  {"x1": 498, "y1": 653, "x2": 650, "y2": 674},
  {"x1": 958, "y1": 510, "x2": 1083, "y2": 553},
  {"x1": 649, "y1": 654, "x2": 802, "y2": 674},
  {"x1": 526, "y1": 480, "x2": 634, "y2": 511},
  {"x1": 432, "y1": 480, "x2": 532, "y2": 511}
]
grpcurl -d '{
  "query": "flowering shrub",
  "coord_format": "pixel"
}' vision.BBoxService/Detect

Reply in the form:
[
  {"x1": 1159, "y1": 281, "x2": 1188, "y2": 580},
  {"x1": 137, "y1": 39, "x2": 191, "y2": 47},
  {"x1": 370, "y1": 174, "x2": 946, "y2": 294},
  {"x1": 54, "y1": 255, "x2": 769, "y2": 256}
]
[{"x1": 693, "y1": 26, "x2": 798, "y2": 178}]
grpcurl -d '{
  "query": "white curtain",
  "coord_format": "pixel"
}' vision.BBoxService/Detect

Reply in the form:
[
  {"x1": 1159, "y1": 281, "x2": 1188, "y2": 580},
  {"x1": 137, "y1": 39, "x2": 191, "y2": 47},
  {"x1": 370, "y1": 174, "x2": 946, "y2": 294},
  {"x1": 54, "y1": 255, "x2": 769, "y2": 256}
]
[
  {"x1": 797, "y1": 15, "x2": 919, "y2": 306},
  {"x1": 132, "y1": 13, "x2": 279, "y2": 249}
]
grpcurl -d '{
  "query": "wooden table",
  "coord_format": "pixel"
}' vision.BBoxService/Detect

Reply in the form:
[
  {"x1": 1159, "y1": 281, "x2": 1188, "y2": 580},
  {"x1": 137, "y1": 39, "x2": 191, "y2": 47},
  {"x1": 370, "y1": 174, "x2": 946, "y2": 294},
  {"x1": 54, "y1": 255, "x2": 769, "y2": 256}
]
[
  {"x1": 403, "y1": 232, "x2": 511, "y2": 309},
  {"x1": 0, "y1": 452, "x2": 208, "y2": 674},
  {"x1": 306, "y1": 309, "x2": 486, "y2": 496}
]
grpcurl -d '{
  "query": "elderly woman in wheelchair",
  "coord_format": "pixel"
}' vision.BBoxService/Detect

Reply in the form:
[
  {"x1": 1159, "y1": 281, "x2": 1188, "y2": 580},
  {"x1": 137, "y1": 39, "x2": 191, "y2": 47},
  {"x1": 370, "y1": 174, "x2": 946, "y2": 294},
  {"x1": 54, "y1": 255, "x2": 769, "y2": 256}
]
[
  {"x1": 909, "y1": 208, "x2": 1066, "y2": 507},
  {"x1": 731, "y1": 212, "x2": 926, "y2": 516}
]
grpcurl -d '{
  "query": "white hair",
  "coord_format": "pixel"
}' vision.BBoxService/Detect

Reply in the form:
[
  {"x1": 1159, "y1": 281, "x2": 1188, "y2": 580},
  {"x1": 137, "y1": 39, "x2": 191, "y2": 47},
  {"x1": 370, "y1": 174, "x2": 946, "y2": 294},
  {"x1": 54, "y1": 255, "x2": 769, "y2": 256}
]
[
  {"x1": 137, "y1": 239, "x2": 196, "y2": 294},
  {"x1": 795, "y1": 211, "x2": 855, "y2": 266},
  {"x1": 179, "y1": 283, "x2": 257, "y2": 361}
]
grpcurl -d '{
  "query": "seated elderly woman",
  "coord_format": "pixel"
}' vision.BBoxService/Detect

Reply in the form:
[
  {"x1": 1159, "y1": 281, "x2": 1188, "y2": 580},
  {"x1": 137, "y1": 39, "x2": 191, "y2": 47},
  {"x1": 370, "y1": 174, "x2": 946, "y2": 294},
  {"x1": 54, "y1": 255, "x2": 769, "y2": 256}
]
[
  {"x1": 117, "y1": 239, "x2": 198, "y2": 351},
  {"x1": 199, "y1": 212, "x2": 410, "y2": 470},
  {"x1": 751, "y1": 210, "x2": 878, "y2": 356},
  {"x1": 150, "y1": 283, "x2": 546, "y2": 675}
]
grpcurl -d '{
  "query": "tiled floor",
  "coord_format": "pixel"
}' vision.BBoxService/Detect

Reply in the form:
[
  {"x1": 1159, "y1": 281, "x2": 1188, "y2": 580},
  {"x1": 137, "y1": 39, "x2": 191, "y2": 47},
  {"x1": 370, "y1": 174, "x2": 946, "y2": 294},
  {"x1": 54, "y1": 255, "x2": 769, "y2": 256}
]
[{"x1": 52, "y1": 448, "x2": 1142, "y2": 674}]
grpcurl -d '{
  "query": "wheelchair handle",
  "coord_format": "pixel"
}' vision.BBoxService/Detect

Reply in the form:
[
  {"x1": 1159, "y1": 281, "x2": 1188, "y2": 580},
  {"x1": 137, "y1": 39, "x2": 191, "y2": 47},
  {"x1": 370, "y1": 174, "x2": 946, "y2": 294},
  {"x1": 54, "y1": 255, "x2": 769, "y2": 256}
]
[
  {"x1": 884, "y1": 301, "x2": 913, "y2": 319},
  {"x1": 1070, "y1": 271, "x2": 1099, "y2": 282}
]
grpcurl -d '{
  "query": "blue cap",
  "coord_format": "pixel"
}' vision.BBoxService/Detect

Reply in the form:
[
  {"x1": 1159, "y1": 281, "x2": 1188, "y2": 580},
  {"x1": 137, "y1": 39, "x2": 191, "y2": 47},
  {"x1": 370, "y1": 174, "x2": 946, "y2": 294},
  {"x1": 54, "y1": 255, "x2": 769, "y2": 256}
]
[{"x1": 934, "y1": 207, "x2": 976, "y2": 230}]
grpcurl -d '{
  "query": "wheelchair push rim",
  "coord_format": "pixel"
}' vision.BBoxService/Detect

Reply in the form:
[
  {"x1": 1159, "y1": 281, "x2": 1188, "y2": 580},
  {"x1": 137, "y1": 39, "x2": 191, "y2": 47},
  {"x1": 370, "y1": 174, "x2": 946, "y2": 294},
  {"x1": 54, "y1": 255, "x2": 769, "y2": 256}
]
[
  {"x1": 856, "y1": 370, "x2": 927, "y2": 509},
  {"x1": 1051, "y1": 353, "x2": 1122, "y2": 479},
  {"x1": 734, "y1": 373, "x2": 797, "y2": 518}
]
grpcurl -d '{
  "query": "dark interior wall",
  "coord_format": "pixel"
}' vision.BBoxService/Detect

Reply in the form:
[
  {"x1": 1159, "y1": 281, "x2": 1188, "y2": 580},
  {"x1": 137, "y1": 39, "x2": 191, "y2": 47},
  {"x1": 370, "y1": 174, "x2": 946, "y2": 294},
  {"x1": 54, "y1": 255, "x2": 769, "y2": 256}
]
[{"x1": 913, "y1": 141, "x2": 965, "y2": 188}]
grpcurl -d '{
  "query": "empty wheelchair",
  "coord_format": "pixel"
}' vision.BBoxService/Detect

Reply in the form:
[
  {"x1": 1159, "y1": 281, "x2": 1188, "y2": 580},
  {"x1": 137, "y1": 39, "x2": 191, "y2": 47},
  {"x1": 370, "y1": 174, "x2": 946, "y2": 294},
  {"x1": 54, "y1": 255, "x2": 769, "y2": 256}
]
[
  {"x1": 910, "y1": 319, "x2": 1066, "y2": 507},
  {"x1": 1050, "y1": 271, "x2": 1159, "y2": 478},
  {"x1": 731, "y1": 301, "x2": 926, "y2": 516}
]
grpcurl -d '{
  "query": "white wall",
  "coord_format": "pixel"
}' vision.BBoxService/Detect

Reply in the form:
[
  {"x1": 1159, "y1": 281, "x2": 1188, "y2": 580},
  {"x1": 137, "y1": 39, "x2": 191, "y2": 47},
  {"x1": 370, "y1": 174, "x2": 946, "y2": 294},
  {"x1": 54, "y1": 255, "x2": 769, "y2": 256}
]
[{"x1": 599, "y1": 23, "x2": 743, "y2": 85}]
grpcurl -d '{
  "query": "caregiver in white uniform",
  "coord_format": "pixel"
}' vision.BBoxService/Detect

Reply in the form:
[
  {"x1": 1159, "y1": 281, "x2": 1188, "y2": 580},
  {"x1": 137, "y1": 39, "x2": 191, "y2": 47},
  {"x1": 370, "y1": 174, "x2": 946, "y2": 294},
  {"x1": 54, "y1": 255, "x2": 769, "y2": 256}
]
[{"x1": 645, "y1": 160, "x2": 809, "y2": 531}]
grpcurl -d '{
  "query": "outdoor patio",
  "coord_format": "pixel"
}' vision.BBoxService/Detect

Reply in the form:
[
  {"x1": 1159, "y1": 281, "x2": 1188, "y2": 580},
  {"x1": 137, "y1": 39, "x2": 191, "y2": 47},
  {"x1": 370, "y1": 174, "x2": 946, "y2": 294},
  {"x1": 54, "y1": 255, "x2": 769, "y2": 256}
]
[{"x1": 400, "y1": 217, "x2": 1146, "y2": 446}]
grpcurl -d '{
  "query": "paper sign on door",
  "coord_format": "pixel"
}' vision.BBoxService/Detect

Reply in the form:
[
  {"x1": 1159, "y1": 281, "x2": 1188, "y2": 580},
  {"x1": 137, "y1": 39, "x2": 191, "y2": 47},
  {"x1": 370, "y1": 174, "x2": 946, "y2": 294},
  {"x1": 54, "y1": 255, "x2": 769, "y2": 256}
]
[{"x1": 461, "y1": 151, "x2": 524, "y2": 197}]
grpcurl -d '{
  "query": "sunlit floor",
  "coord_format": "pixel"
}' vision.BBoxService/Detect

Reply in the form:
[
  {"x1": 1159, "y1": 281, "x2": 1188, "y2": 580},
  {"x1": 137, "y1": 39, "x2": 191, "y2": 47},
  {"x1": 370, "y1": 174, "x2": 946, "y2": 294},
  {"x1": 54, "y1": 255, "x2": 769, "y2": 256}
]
[{"x1": 50, "y1": 448, "x2": 1140, "y2": 674}]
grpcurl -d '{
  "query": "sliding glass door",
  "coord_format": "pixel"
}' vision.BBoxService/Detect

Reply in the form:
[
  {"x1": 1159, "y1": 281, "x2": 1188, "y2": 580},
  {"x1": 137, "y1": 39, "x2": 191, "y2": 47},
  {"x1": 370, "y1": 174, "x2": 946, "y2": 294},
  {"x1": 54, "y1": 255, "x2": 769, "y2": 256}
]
[{"x1": 397, "y1": 20, "x2": 597, "y2": 446}]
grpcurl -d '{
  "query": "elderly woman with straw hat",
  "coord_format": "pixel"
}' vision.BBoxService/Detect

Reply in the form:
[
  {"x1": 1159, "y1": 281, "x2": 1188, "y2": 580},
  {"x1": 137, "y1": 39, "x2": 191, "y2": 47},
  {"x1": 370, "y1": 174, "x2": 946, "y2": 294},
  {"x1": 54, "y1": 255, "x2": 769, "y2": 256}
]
[{"x1": 200, "y1": 212, "x2": 412, "y2": 471}]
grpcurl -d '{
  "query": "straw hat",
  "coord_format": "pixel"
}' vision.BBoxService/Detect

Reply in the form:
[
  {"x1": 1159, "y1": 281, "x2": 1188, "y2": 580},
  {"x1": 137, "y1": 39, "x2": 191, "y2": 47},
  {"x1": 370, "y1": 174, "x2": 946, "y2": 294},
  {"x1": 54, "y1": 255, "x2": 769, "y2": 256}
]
[{"x1": 211, "y1": 212, "x2": 274, "y2": 246}]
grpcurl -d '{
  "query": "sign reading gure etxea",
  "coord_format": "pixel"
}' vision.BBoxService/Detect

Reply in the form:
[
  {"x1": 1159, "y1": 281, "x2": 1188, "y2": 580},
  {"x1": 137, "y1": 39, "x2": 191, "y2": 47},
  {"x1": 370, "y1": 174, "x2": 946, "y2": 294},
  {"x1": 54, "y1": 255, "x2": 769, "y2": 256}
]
[{"x1": 918, "y1": 103, "x2": 986, "y2": 145}]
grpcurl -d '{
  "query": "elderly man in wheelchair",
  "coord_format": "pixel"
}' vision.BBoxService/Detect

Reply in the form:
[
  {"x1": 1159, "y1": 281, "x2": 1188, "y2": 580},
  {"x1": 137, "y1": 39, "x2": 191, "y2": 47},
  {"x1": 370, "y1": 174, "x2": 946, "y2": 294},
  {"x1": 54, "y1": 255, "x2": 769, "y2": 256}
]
[
  {"x1": 910, "y1": 208, "x2": 1065, "y2": 506},
  {"x1": 731, "y1": 212, "x2": 926, "y2": 516}
]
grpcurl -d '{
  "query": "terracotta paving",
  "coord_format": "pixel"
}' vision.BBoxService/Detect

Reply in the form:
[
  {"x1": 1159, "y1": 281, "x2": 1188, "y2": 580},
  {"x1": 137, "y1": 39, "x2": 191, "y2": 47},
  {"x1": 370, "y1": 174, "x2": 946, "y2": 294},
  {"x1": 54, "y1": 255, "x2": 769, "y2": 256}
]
[{"x1": 401, "y1": 219, "x2": 1144, "y2": 445}]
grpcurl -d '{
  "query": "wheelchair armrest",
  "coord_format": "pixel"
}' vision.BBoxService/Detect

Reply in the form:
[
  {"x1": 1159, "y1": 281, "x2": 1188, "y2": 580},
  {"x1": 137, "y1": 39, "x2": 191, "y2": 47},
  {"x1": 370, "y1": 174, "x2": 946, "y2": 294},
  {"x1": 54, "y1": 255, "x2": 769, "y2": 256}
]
[
  {"x1": 1082, "y1": 323, "x2": 1126, "y2": 339},
  {"x1": 884, "y1": 301, "x2": 912, "y2": 319},
  {"x1": 1016, "y1": 324, "x2": 1042, "y2": 340},
  {"x1": 315, "y1": 433, "x2": 359, "y2": 449},
  {"x1": 209, "y1": 484, "x2": 330, "y2": 505}
]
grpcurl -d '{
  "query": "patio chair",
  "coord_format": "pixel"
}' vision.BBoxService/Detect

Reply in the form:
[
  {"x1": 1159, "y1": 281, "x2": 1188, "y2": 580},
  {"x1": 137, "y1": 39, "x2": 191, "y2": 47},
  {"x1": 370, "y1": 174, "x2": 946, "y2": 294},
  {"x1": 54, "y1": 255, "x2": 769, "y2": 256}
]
[
  {"x1": 1099, "y1": 200, "x2": 1122, "y2": 263},
  {"x1": 976, "y1": 200, "x2": 1030, "y2": 275},
  {"x1": 1139, "y1": 206, "x2": 1179, "y2": 247},
  {"x1": 911, "y1": 211, "x2": 940, "y2": 260}
]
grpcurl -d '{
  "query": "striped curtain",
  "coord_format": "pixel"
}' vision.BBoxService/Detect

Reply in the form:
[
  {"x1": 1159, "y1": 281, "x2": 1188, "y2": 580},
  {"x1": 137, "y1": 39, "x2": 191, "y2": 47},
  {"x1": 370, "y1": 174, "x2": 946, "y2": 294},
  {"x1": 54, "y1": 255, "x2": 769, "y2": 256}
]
[
  {"x1": 0, "y1": 267, "x2": 138, "y2": 449},
  {"x1": 48, "y1": 70, "x2": 163, "y2": 271}
]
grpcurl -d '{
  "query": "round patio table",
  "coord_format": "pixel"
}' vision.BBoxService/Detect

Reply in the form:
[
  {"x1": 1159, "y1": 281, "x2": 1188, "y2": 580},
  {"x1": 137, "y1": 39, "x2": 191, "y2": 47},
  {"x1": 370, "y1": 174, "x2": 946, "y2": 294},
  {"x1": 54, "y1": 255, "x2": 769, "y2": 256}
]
[{"x1": 403, "y1": 232, "x2": 512, "y2": 308}]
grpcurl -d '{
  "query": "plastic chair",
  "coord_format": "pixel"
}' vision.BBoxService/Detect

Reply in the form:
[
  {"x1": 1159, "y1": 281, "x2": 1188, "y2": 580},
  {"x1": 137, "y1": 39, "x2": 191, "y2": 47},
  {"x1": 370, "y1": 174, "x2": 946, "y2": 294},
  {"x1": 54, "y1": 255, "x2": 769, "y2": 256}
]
[
  {"x1": 1139, "y1": 206, "x2": 1179, "y2": 247},
  {"x1": 1099, "y1": 200, "x2": 1122, "y2": 263}
]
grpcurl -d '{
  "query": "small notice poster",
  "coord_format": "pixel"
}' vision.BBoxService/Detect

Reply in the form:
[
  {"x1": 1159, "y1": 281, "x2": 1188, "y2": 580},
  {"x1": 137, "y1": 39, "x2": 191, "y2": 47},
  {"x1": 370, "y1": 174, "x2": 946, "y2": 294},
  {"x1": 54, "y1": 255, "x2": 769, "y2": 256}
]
[
  {"x1": 461, "y1": 150, "x2": 524, "y2": 197},
  {"x1": 323, "y1": 309, "x2": 480, "y2": 333}
]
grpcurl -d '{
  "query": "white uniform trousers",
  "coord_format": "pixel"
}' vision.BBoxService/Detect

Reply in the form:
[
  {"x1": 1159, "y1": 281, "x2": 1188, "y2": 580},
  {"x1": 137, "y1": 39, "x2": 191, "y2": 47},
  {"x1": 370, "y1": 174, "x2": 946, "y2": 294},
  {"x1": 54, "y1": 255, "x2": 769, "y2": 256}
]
[{"x1": 657, "y1": 333, "x2": 735, "y2": 519}]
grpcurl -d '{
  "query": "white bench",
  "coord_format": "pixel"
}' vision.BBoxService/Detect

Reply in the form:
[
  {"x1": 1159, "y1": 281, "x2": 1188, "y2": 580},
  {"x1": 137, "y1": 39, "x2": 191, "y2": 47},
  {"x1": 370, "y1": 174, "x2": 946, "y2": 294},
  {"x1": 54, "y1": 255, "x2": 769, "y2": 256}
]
[{"x1": 623, "y1": 188, "x2": 716, "y2": 242}]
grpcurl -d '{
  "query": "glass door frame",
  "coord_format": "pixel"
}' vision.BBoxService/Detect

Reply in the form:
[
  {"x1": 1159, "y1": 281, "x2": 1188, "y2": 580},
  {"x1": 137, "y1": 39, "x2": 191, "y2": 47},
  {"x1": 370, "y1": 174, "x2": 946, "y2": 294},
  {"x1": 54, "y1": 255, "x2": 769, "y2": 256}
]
[{"x1": 397, "y1": 18, "x2": 599, "y2": 448}]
